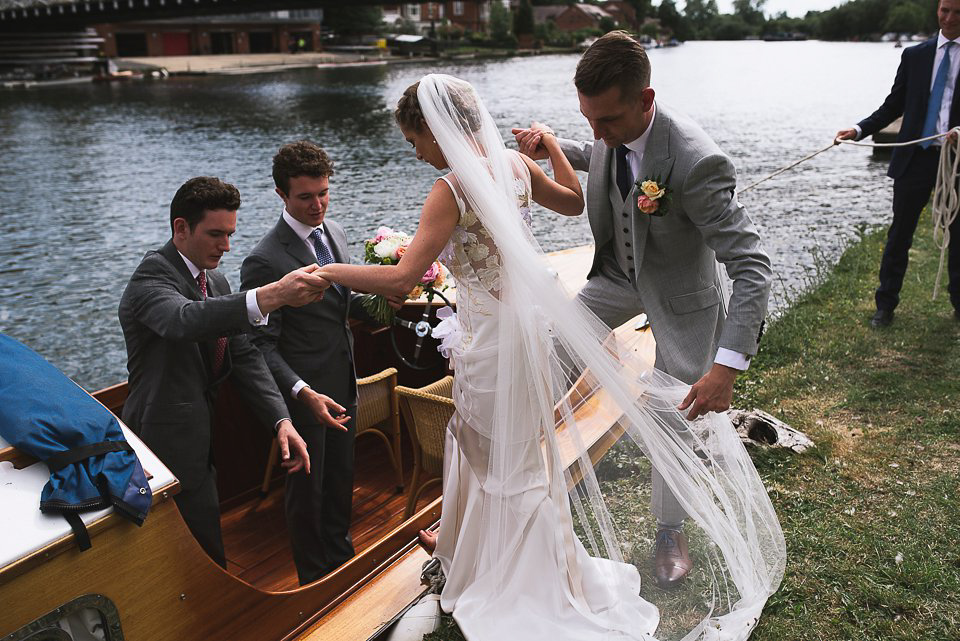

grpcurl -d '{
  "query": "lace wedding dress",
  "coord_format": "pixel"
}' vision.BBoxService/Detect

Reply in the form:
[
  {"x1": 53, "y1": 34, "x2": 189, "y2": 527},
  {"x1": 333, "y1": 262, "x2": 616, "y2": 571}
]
[
  {"x1": 416, "y1": 74, "x2": 784, "y2": 641},
  {"x1": 432, "y1": 155, "x2": 659, "y2": 639}
]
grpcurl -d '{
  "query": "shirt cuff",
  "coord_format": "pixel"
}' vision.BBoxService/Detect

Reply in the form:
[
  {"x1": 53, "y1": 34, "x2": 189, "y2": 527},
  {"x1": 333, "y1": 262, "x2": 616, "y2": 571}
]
[
  {"x1": 853, "y1": 125, "x2": 862, "y2": 140},
  {"x1": 273, "y1": 418, "x2": 291, "y2": 432},
  {"x1": 292, "y1": 380, "x2": 309, "y2": 399},
  {"x1": 715, "y1": 347, "x2": 751, "y2": 371},
  {"x1": 246, "y1": 288, "x2": 269, "y2": 326}
]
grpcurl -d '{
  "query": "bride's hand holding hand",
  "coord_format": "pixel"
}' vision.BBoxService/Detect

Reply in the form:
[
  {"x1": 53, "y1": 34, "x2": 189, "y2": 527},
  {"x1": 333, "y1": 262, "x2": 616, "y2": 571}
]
[
  {"x1": 256, "y1": 264, "x2": 328, "y2": 312},
  {"x1": 512, "y1": 122, "x2": 555, "y2": 160},
  {"x1": 678, "y1": 363, "x2": 737, "y2": 420}
]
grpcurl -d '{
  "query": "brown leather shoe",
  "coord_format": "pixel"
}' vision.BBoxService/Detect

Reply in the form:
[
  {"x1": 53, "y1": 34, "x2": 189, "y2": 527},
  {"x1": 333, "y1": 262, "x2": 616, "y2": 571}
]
[{"x1": 654, "y1": 528, "x2": 692, "y2": 589}]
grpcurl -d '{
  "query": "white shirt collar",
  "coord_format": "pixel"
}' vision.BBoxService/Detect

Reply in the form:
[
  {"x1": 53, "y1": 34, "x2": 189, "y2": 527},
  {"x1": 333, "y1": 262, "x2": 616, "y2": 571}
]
[
  {"x1": 177, "y1": 250, "x2": 202, "y2": 280},
  {"x1": 623, "y1": 102, "x2": 657, "y2": 154},
  {"x1": 937, "y1": 32, "x2": 960, "y2": 49},
  {"x1": 282, "y1": 209, "x2": 324, "y2": 242}
]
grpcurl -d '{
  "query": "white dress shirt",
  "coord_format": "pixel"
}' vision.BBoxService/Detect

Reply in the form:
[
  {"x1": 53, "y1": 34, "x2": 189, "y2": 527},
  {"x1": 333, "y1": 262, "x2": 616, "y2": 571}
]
[
  {"x1": 281, "y1": 209, "x2": 333, "y2": 399},
  {"x1": 177, "y1": 251, "x2": 268, "y2": 327},
  {"x1": 621, "y1": 107, "x2": 751, "y2": 372},
  {"x1": 932, "y1": 32, "x2": 960, "y2": 140}
]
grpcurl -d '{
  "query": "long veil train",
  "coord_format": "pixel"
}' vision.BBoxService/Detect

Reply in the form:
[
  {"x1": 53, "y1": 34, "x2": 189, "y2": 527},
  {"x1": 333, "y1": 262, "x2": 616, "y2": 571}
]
[{"x1": 418, "y1": 74, "x2": 785, "y2": 641}]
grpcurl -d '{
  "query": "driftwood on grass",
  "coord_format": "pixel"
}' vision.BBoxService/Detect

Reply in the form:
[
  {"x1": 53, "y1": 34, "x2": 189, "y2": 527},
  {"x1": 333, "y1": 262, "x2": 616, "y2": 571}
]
[{"x1": 727, "y1": 408, "x2": 815, "y2": 453}]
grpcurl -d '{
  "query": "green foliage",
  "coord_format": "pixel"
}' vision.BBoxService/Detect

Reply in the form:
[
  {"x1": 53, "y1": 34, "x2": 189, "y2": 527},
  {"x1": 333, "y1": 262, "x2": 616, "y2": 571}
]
[
  {"x1": 514, "y1": 0, "x2": 535, "y2": 36},
  {"x1": 489, "y1": 0, "x2": 514, "y2": 43},
  {"x1": 322, "y1": 6, "x2": 384, "y2": 37},
  {"x1": 685, "y1": 0, "x2": 720, "y2": 38},
  {"x1": 657, "y1": 0, "x2": 692, "y2": 41},
  {"x1": 599, "y1": 16, "x2": 618, "y2": 33},
  {"x1": 885, "y1": 2, "x2": 929, "y2": 34},
  {"x1": 732, "y1": 0, "x2": 767, "y2": 27},
  {"x1": 711, "y1": 14, "x2": 752, "y2": 40}
]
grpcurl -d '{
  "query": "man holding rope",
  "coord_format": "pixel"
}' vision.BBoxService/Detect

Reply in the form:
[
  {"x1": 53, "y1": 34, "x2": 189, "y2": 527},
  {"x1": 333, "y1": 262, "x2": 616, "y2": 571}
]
[{"x1": 837, "y1": 0, "x2": 960, "y2": 327}]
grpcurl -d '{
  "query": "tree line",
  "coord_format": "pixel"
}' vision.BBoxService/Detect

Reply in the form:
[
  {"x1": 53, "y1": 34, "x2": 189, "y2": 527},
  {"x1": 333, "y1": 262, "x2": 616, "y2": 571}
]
[{"x1": 605, "y1": 0, "x2": 940, "y2": 41}]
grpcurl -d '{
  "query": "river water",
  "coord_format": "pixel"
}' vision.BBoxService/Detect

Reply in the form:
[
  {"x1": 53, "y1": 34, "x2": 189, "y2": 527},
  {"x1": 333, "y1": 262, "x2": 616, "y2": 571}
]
[{"x1": 0, "y1": 41, "x2": 905, "y2": 390}]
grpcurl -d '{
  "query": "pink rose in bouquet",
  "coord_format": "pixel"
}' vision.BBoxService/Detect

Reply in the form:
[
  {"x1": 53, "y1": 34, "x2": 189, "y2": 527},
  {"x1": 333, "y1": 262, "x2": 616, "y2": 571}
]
[{"x1": 421, "y1": 261, "x2": 441, "y2": 284}]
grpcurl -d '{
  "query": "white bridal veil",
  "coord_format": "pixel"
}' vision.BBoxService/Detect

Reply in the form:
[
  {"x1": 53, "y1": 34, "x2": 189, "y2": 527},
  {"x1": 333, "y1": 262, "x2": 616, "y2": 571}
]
[{"x1": 416, "y1": 74, "x2": 785, "y2": 641}]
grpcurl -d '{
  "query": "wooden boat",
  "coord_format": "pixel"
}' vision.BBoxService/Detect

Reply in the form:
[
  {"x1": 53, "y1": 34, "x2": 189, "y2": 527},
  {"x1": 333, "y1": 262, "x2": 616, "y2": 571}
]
[{"x1": 0, "y1": 245, "x2": 655, "y2": 641}]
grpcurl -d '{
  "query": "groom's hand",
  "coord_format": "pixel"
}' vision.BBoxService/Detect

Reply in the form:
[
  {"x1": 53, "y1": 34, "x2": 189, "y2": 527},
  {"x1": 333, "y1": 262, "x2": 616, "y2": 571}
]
[
  {"x1": 512, "y1": 122, "x2": 555, "y2": 160},
  {"x1": 678, "y1": 363, "x2": 738, "y2": 420},
  {"x1": 298, "y1": 387, "x2": 351, "y2": 432},
  {"x1": 277, "y1": 419, "x2": 311, "y2": 475}
]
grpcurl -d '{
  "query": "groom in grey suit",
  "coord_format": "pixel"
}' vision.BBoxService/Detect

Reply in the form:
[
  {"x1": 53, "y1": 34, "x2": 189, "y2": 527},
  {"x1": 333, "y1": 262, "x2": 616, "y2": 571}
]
[
  {"x1": 516, "y1": 31, "x2": 772, "y2": 588},
  {"x1": 242, "y1": 141, "x2": 376, "y2": 585}
]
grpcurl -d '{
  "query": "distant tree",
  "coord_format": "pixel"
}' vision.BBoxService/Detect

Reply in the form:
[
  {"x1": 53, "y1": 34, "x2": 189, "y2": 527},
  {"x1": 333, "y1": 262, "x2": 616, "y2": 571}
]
[
  {"x1": 711, "y1": 14, "x2": 751, "y2": 40},
  {"x1": 622, "y1": 0, "x2": 652, "y2": 23},
  {"x1": 657, "y1": 0, "x2": 691, "y2": 40},
  {"x1": 599, "y1": 16, "x2": 618, "y2": 33},
  {"x1": 885, "y1": 2, "x2": 927, "y2": 34},
  {"x1": 732, "y1": 0, "x2": 767, "y2": 28},
  {"x1": 323, "y1": 6, "x2": 383, "y2": 37},
  {"x1": 489, "y1": 0, "x2": 514, "y2": 45},
  {"x1": 515, "y1": 0, "x2": 535, "y2": 36},
  {"x1": 685, "y1": 0, "x2": 719, "y2": 38}
]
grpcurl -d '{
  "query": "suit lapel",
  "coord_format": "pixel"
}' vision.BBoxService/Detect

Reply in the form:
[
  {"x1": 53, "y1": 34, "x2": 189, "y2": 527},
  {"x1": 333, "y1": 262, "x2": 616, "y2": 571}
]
[
  {"x1": 920, "y1": 39, "x2": 938, "y2": 118},
  {"x1": 587, "y1": 142, "x2": 615, "y2": 248},
  {"x1": 158, "y1": 240, "x2": 203, "y2": 300},
  {"x1": 277, "y1": 215, "x2": 318, "y2": 267}
]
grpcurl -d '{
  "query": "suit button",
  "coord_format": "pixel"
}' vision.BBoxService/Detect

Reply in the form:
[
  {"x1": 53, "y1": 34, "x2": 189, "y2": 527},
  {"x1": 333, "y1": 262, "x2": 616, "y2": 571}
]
[
  {"x1": 626, "y1": 255, "x2": 633, "y2": 261},
  {"x1": 622, "y1": 212, "x2": 628, "y2": 218},
  {"x1": 625, "y1": 242, "x2": 631, "y2": 247},
  {"x1": 622, "y1": 227, "x2": 629, "y2": 233}
]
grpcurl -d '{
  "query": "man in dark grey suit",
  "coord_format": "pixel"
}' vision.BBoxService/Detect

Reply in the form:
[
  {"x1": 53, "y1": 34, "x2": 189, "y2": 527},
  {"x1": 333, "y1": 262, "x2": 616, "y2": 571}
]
[
  {"x1": 241, "y1": 142, "x2": 374, "y2": 584},
  {"x1": 515, "y1": 32, "x2": 772, "y2": 588},
  {"x1": 119, "y1": 176, "x2": 327, "y2": 568}
]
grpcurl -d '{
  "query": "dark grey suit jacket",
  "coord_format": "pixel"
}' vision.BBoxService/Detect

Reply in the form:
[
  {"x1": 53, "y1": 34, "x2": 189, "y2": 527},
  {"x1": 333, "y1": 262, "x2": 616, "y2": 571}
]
[
  {"x1": 240, "y1": 216, "x2": 366, "y2": 423},
  {"x1": 118, "y1": 240, "x2": 289, "y2": 491}
]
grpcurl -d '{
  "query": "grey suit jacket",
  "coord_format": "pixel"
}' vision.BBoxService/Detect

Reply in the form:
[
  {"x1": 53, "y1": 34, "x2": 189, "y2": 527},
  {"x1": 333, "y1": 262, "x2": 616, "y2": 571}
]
[
  {"x1": 560, "y1": 103, "x2": 772, "y2": 382},
  {"x1": 241, "y1": 216, "x2": 365, "y2": 426},
  {"x1": 118, "y1": 240, "x2": 289, "y2": 491}
]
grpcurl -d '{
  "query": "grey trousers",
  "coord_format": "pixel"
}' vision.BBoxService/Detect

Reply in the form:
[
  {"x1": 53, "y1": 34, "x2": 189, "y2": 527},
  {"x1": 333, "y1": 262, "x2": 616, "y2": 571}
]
[{"x1": 576, "y1": 270, "x2": 689, "y2": 528}]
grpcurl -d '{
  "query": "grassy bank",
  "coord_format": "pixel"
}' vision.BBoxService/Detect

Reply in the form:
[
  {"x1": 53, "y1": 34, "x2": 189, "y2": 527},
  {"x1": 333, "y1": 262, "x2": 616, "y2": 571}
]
[{"x1": 424, "y1": 222, "x2": 959, "y2": 640}]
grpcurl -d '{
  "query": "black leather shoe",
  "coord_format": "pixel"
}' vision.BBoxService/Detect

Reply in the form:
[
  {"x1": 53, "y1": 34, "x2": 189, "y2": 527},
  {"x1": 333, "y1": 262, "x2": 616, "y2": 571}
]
[{"x1": 870, "y1": 309, "x2": 894, "y2": 328}]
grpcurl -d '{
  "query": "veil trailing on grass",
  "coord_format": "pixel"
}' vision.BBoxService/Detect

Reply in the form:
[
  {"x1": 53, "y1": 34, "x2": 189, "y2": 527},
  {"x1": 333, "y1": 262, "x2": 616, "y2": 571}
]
[{"x1": 418, "y1": 74, "x2": 785, "y2": 640}]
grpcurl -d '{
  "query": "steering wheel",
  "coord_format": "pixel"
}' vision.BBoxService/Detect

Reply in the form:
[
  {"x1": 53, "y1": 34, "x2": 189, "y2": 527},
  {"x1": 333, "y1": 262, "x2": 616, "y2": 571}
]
[{"x1": 390, "y1": 288, "x2": 454, "y2": 371}]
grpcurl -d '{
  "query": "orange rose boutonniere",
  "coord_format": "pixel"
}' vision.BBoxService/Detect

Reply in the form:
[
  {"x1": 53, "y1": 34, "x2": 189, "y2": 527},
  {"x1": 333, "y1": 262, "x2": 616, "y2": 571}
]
[{"x1": 635, "y1": 177, "x2": 670, "y2": 217}]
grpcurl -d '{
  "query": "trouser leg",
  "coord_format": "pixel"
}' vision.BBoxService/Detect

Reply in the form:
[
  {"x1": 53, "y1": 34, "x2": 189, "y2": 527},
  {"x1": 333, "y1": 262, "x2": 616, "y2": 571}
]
[
  {"x1": 286, "y1": 415, "x2": 356, "y2": 585},
  {"x1": 876, "y1": 149, "x2": 939, "y2": 312},
  {"x1": 947, "y1": 212, "x2": 960, "y2": 311},
  {"x1": 174, "y1": 467, "x2": 226, "y2": 568}
]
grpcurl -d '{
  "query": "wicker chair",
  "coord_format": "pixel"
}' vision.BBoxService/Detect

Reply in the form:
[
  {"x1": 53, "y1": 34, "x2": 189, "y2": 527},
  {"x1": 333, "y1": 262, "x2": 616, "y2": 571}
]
[
  {"x1": 259, "y1": 367, "x2": 403, "y2": 496},
  {"x1": 396, "y1": 376, "x2": 455, "y2": 519}
]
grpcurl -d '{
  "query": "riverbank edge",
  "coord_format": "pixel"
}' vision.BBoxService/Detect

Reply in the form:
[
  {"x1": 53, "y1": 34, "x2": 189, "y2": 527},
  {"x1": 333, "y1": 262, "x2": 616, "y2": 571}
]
[{"x1": 424, "y1": 221, "x2": 960, "y2": 640}]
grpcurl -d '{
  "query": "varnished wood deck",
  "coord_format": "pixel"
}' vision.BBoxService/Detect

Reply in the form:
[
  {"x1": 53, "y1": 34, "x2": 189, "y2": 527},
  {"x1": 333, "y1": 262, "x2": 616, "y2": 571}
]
[{"x1": 222, "y1": 434, "x2": 441, "y2": 592}]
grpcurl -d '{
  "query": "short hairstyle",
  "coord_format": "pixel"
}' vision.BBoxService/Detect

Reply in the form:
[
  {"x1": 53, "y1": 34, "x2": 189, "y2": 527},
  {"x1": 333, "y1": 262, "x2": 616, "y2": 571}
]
[
  {"x1": 272, "y1": 141, "x2": 335, "y2": 195},
  {"x1": 395, "y1": 81, "x2": 425, "y2": 132},
  {"x1": 169, "y1": 176, "x2": 241, "y2": 233},
  {"x1": 574, "y1": 31, "x2": 651, "y2": 100}
]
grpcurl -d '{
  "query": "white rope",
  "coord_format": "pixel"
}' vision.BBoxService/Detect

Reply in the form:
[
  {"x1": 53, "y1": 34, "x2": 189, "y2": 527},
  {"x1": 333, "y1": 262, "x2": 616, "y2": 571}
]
[{"x1": 739, "y1": 128, "x2": 960, "y2": 300}]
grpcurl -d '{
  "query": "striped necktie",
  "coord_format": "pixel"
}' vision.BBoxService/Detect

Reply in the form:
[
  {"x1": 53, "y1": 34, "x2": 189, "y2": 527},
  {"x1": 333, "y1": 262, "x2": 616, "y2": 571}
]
[{"x1": 196, "y1": 271, "x2": 227, "y2": 375}]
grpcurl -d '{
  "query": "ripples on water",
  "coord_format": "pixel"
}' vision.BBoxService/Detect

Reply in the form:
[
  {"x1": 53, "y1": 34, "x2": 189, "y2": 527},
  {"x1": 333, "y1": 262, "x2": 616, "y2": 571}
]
[{"x1": 0, "y1": 41, "x2": 903, "y2": 389}]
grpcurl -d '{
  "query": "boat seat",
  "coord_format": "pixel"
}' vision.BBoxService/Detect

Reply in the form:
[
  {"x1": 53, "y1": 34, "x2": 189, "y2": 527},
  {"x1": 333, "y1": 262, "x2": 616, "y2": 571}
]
[{"x1": 395, "y1": 376, "x2": 454, "y2": 519}]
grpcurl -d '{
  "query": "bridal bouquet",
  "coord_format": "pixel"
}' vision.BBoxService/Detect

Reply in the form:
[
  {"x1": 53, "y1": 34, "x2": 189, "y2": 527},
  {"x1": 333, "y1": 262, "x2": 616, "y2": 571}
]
[{"x1": 360, "y1": 226, "x2": 448, "y2": 325}]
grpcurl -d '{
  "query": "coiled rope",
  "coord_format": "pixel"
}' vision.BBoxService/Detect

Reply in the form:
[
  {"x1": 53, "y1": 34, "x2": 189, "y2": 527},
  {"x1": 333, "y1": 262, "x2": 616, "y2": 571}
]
[{"x1": 739, "y1": 128, "x2": 960, "y2": 300}]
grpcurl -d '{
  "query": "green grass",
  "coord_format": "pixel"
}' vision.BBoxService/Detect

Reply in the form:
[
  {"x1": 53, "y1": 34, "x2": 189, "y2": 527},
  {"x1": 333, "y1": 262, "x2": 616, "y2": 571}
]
[{"x1": 424, "y1": 220, "x2": 960, "y2": 640}]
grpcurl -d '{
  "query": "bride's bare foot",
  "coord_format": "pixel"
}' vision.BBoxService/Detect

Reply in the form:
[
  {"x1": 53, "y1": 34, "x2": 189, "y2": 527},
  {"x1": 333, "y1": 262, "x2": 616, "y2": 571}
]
[{"x1": 418, "y1": 529, "x2": 438, "y2": 553}]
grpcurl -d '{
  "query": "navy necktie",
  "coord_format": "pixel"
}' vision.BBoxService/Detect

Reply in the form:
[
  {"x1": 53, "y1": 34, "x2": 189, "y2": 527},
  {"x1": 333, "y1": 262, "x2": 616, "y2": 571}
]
[
  {"x1": 921, "y1": 41, "x2": 956, "y2": 149},
  {"x1": 616, "y1": 145, "x2": 633, "y2": 201},
  {"x1": 310, "y1": 228, "x2": 344, "y2": 295}
]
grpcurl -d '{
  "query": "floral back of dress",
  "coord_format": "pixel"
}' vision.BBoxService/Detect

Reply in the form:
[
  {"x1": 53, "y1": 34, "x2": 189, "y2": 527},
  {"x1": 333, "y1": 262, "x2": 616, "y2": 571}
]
[{"x1": 438, "y1": 150, "x2": 533, "y2": 317}]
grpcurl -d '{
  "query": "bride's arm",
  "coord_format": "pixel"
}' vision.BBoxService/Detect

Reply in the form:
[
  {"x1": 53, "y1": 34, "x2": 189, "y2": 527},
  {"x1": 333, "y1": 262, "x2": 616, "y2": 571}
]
[
  {"x1": 519, "y1": 135, "x2": 584, "y2": 217},
  {"x1": 317, "y1": 180, "x2": 459, "y2": 297}
]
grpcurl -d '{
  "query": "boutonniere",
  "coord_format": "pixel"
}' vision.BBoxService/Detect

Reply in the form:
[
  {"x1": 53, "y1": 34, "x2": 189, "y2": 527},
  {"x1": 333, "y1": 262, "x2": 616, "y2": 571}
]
[{"x1": 635, "y1": 177, "x2": 670, "y2": 217}]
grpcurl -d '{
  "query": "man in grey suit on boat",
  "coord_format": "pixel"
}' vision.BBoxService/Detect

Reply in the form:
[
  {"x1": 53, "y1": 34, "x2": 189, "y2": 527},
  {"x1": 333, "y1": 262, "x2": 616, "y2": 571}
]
[
  {"x1": 515, "y1": 31, "x2": 772, "y2": 588},
  {"x1": 119, "y1": 176, "x2": 325, "y2": 568},
  {"x1": 241, "y1": 141, "x2": 377, "y2": 585}
]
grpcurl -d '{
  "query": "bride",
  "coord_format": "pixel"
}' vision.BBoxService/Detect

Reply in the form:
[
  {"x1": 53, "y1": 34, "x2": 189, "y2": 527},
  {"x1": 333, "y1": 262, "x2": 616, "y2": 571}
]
[{"x1": 317, "y1": 74, "x2": 784, "y2": 640}]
